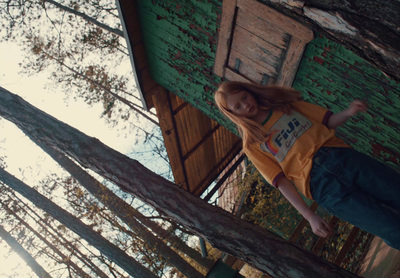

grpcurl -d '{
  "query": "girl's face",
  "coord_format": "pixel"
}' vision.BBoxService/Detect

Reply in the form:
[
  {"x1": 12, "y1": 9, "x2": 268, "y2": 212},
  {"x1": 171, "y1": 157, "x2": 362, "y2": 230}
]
[{"x1": 225, "y1": 90, "x2": 259, "y2": 119}]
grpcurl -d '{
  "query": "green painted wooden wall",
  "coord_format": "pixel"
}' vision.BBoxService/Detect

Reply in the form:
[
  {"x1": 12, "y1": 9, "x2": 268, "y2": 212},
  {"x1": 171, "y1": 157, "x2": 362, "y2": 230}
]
[
  {"x1": 294, "y1": 35, "x2": 400, "y2": 170},
  {"x1": 136, "y1": 0, "x2": 400, "y2": 171}
]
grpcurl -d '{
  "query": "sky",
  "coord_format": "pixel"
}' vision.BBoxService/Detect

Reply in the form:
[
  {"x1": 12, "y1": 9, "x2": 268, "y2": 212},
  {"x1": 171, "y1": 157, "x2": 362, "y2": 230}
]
[
  {"x1": 0, "y1": 42, "x2": 135, "y2": 153},
  {"x1": 0, "y1": 39, "x2": 145, "y2": 276}
]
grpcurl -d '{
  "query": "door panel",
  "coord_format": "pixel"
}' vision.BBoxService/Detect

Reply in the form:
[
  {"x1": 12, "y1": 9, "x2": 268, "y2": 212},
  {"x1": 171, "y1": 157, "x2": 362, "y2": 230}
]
[
  {"x1": 214, "y1": 0, "x2": 313, "y2": 87},
  {"x1": 235, "y1": 9, "x2": 288, "y2": 49},
  {"x1": 227, "y1": 49, "x2": 278, "y2": 84}
]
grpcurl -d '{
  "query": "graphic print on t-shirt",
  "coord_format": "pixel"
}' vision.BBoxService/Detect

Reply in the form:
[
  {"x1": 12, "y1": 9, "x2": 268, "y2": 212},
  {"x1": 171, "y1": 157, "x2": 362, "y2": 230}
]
[{"x1": 260, "y1": 111, "x2": 312, "y2": 162}]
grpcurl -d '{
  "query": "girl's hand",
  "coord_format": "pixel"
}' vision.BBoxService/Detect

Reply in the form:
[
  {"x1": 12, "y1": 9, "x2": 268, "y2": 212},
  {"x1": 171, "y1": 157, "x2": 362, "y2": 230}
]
[
  {"x1": 347, "y1": 100, "x2": 368, "y2": 117},
  {"x1": 327, "y1": 100, "x2": 367, "y2": 129},
  {"x1": 308, "y1": 214, "x2": 333, "y2": 237}
]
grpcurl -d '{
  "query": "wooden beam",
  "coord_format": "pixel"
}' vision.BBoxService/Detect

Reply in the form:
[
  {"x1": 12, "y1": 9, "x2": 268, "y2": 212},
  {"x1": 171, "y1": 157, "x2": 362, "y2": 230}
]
[
  {"x1": 118, "y1": 0, "x2": 142, "y2": 45},
  {"x1": 152, "y1": 88, "x2": 189, "y2": 190},
  {"x1": 276, "y1": 36, "x2": 308, "y2": 86},
  {"x1": 172, "y1": 102, "x2": 189, "y2": 115},
  {"x1": 132, "y1": 43, "x2": 147, "y2": 72},
  {"x1": 334, "y1": 227, "x2": 360, "y2": 266},
  {"x1": 224, "y1": 68, "x2": 253, "y2": 83},
  {"x1": 237, "y1": 0, "x2": 313, "y2": 42},
  {"x1": 117, "y1": 0, "x2": 158, "y2": 111},
  {"x1": 182, "y1": 124, "x2": 221, "y2": 161},
  {"x1": 138, "y1": 67, "x2": 159, "y2": 110},
  {"x1": 214, "y1": 0, "x2": 237, "y2": 77}
]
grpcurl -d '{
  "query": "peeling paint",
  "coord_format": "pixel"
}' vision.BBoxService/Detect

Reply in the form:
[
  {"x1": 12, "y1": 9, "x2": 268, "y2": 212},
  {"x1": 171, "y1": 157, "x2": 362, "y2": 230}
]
[
  {"x1": 303, "y1": 7, "x2": 358, "y2": 36},
  {"x1": 294, "y1": 34, "x2": 400, "y2": 170}
]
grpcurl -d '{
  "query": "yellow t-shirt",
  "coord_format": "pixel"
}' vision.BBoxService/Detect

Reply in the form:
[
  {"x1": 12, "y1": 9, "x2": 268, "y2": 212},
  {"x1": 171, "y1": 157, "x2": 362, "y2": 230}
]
[{"x1": 245, "y1": 101, "x2": 349, "y2": 199}]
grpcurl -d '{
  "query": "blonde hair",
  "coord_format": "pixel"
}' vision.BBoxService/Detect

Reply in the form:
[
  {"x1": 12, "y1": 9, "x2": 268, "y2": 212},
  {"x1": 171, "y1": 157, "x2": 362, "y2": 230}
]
[{"x1": 214, "y1": 81, "x2": 301, "y2": 150}]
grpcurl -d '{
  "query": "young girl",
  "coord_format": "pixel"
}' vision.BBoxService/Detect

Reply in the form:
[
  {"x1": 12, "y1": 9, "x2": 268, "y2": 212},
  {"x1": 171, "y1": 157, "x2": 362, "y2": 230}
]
[{"x1": 214, "y1": 81, "x2": 400, "y2": 250}]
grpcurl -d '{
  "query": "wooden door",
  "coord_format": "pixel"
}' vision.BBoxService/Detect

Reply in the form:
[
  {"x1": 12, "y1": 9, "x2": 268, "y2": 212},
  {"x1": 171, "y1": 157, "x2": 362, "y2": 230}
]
[{"x1": 214, "y1": 0, "x2": 313, "y2": 86}]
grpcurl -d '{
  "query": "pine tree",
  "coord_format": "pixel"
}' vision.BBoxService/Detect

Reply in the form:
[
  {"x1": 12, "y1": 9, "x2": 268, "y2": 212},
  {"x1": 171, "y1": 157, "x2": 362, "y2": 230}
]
[
  {"x1": 0, "y1": 167, "x2": 157, "y2": 278},
  {"x1": 0, "y1": 199, "x2": 93, "y2": 278},
  {"x1": 0, "y1": 224, "x2": 52, "y2": 278}
]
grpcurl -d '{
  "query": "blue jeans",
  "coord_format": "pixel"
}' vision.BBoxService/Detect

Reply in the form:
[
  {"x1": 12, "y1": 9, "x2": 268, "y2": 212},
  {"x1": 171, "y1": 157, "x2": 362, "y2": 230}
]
[{"x1": 310, "y1": 147, "x2": 400, "y2": 250}]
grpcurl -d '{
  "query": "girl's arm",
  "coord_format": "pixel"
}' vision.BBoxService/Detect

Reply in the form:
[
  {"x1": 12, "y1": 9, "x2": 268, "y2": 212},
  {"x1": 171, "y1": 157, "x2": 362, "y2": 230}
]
[
  {"x1": 327, "y1": 100, "x2": 367, "y2": 129},
  {"x1": 277, "y1": 176, "x2": 333, "y2": 237}
]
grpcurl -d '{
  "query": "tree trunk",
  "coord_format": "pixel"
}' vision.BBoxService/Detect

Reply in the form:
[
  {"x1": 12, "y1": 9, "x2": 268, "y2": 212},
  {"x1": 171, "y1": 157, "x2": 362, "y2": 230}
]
[
  {"x1": 0, "y1": 168, "x2": 157, "y2": 278},
  {"x1": 35, "y1": 143, "x2": 205, "y2": 277},
  {"x1": 44, "y1": 0, "x2": 124, "y2": 37},
  {"x1": 99, "y1": 211, "x2": 168, "y2": 275},
  {"x1": 264, "y1": 0, "x2": 400, "y2": 81},
  {"x1": 148, "y1": 220, "x2": 214, "y2": 269},
  {"x1": 0, "y1": 87, "x2": 360, "y2": 277},
  {"x1": 0, "y1": 224, "x2": 52, "y2": 278},
  {"x1": 148, "y1": 218, "x2": 214, "y2": 269},
  {"x1": 0, "y1": 200, "x2": 93, "y2": 278}
]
